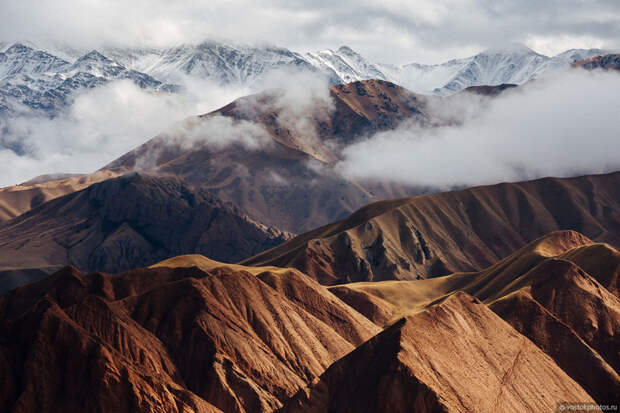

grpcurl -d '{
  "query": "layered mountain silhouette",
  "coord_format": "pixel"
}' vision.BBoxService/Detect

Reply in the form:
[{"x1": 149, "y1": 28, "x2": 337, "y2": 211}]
[
  {"x1": 0, "y1": 173, "x2": 289, "y2": 292},
  {"x1": 244, "y1": 171, "x2": 620, "y2": 284}
]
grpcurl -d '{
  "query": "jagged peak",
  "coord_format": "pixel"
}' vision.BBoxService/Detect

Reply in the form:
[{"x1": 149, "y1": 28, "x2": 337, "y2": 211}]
[
  {"x1": 75, "y1": 49, "x2": 114, "y2": 63},
  {"x1": 4, "y1": 43, "x2": 34, "y2": 54},
  {"x1": 336, "y1": 45, "x2": 359, "y2": 55}
]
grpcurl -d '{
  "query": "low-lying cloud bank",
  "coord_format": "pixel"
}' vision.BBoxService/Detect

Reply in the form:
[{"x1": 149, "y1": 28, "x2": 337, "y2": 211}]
[
  {"x1": 0, "y1": 67, "x2": 338, "y2": 187},
  {"x1": 0, "y1": 78, "x2": 250, "y2": 187},
  {"x1": 2, "y1": 66, "x2": 618, "y2": 190},
  {"x1": 129, "y1": 69, "x2": 334, "y2": 170},
  {"x1": 337, "y1": 70, "x2": 620, "y2": 188}
]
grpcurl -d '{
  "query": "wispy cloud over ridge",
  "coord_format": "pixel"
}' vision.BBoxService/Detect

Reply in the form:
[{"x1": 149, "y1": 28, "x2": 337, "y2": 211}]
[{"x1": 337, "y1": 70, "x2": 620, "y2": 187}]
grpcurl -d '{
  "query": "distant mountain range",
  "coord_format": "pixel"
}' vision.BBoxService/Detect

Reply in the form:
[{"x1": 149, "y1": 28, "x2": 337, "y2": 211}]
[
  {"x1": 0, "y1": 43, "x2": 175, "y2": 117},
  {"x1": 0, "y1": 41, "x2": 612, "y2": 117}
]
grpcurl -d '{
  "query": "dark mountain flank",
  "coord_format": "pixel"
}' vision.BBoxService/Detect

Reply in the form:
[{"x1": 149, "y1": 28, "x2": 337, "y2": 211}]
[{"x1": 0, "y1": 173, "x2": 289, "y2": 292}]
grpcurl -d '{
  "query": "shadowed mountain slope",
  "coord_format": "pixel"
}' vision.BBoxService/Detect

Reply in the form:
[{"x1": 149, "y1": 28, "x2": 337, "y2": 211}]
[
  {"x1": 0, "y1": 260, "x2": 379, "y2": 412},
  {"x1": 463, "y1": 83, "x2": 518, "y2": 96},
  {"x1": 0, "y1": 173, "x2": 289, "y2": 292},
  {"x1": 243, "y1": 171, "x2": 620, "y2": 284}
]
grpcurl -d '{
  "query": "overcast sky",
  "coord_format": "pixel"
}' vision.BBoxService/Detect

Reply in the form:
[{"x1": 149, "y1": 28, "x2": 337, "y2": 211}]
[{"x1": 1, "y1": 0, "x2": 619, "y2": 63}]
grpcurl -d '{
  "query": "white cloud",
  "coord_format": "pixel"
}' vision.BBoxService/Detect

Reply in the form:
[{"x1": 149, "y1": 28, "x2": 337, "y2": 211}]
[
  {"x1": 0, "y1": 65, "x2": 339, "y2": 186},
  {"x1": 0, "y1": 78, "x2": 250, "y2": 186},
  {"x1": 337, "y1": 70, "x2": 620, "y2": 187},
  {"x1": 0, "y1": 0, "x2": 618, "y2": 64}
]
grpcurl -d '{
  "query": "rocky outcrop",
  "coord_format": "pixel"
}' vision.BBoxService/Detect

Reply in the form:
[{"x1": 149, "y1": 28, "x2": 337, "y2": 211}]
[{"x1": 573, "y1": 54, "x2": 620, "y2": 71}]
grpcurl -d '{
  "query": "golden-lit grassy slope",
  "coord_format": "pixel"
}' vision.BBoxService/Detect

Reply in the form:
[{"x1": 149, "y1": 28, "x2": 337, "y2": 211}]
[
  {"x1": 244, "y1": 171, "x2": 620, "y2": 284},
  {"x1": 151, "y1": 254, "x2": 293, "y2": 275}
]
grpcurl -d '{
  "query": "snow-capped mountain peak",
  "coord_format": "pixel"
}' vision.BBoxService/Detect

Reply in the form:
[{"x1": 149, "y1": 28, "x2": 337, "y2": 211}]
[
  {"x1": 0, "y1": 39, "x2": 614, "y2": 121},
  {"x1": 436, "y1": 45, "x2": 549, "y2": 93},
  {"x1": 304, "y1": 45, "x2": 388, "y2": 84},
  {"x1": 69, "y1": 50, "x2": 125, "y2": 78},
  {"x1": 0, "y1": 43, "x2": 70, "y2": 80},
  {"x1": 0, "y1": 44, "x2": 174, "y2": 117}
]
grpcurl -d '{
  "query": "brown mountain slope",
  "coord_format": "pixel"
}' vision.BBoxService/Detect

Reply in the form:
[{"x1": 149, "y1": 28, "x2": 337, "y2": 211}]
[
  {"x1": 328, "y1": 230, "x2": 594, "y2": 320},
  {"x1": 573, "y1": 54, "x2": 620, "y2": 71},
  {"x1": 212, "y1": 78, "x2": 432, "y2": 163},
  {"x1": 103, "y1": 80, "x2": 434, "y2": 233},
  {"x1": 0, "y1": 171, "x2": 118, "y2": 222},
  {"x1": 282, "y1": 292, "x2": 595, "y2": 413},
  {"x1": 331, "y1": 231, "x2": 620, "y2": 404},
  {"x1": 0, "y1": 260, "x2": 379, "y2": 412},
  {"x1": 489, "y1": 261, "x2": 620, "y2": 404},
  {"x1": 243, "y1": 171, "x2": 620, "y2": 284},
  {"x1": 0, "y1": 173, "x2": 289, "y2": 292}
]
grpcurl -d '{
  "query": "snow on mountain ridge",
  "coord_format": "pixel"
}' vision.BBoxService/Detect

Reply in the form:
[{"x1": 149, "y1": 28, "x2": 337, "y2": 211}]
[
  {"x1": 305, "y1": 46, "x2": 388, "y2": 84},
  {"x1": 104, "y1": 41, "x2": 316, "y2": 85},
  {"x1": 0, "y1": 40, "x2": 614, "y2": 120},
  {"x1": 0, "y1": 43, "x2": 70, "y2": 81},
  {"x1": 0, "y1": 43, "x2": 174, "y2": 117}
]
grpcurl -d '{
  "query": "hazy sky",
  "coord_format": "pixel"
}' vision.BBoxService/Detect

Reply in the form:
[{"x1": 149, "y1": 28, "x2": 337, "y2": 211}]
[{"x1": 1, "y1": 0, "x2": 619, "y2": 63}]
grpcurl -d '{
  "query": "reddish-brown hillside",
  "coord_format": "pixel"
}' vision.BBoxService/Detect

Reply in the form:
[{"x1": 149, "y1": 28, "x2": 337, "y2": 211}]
[
  {"x1": 331, "y1": 231, "x2": 620, "y2": 404},
  {"x1": 0, "y1": 260, "x2": 378, "y2": 412},
  {"x1": 243, "y1": 172, "x2": 620, "y2": 284},
  {"x1": 282, "y1": 292, "x2": 595, "y2": 412},
  {"x1": 2, "y1": 232, "x2": 615, "y2": 411}
]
